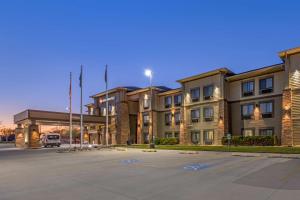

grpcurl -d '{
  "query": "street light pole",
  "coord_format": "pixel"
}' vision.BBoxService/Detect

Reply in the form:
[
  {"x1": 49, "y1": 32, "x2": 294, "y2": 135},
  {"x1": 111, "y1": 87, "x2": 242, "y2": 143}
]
[{"x1": 145, "y1": 69, "x2": 155, "y2": 149}]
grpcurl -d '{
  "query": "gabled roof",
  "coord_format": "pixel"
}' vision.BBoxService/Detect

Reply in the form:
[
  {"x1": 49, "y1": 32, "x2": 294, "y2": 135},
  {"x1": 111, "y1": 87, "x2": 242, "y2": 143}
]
[
  {"x1": 177, "y1": 68, "x2": 234, "y2": 83},
  {"x1": 90, "y1": 86, "x2": 140, "y2": 98},
  {"x1": 226, "y1": 63, "x2": 284, "y2": 82}
]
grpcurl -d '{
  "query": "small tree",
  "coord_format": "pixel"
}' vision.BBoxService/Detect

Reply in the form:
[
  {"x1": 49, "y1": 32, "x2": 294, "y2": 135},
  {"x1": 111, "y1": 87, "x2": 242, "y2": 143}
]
[{"x1": 0, "y1": 127, "x2": 15, "y2": 142}]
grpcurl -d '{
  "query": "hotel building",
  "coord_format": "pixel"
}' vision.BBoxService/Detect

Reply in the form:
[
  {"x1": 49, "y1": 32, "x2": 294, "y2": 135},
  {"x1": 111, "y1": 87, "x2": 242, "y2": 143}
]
[{"x1": 85, "y1": 47, "x2": 300, "y2": 146}]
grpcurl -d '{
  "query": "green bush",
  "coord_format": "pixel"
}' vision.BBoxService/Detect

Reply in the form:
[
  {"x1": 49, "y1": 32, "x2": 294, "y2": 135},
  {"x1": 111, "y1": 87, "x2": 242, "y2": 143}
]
[
  {"x1": 155, "y1": 137, "x2": 179, "y2": 145},
  {"x1": 222, "y1": 136, "x2": 275, "y2": 146}
]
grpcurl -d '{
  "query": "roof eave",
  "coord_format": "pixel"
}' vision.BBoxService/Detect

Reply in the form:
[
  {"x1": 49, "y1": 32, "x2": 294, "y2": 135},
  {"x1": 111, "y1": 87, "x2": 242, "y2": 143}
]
[
  {"x1": 279, "y1": 47, "x2": 300, "y2": 59},
  {"x1": 176, "y1": 68, "x2": 233, "y2": 83},
  {"x1": 226, "y1": 64, "x2": 284, "y2": 82}
]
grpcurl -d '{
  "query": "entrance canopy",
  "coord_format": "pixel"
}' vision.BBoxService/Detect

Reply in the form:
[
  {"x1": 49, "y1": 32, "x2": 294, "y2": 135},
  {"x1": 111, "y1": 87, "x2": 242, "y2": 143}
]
[{"x1": 14, "y1": 109, "x2": 107, "y2": 126}]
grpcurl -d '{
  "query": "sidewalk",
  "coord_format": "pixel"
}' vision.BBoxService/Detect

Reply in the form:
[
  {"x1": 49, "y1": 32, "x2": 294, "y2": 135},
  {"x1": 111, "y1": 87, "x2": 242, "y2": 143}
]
[{"x1": 0, "y1": 143, "x2": 21, "y2": 152}]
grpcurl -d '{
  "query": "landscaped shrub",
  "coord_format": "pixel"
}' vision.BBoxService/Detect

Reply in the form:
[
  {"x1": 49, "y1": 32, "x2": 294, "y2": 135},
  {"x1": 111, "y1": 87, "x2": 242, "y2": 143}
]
[
  {"x1": 222, "y1": 136, "x2": 275, "y2": 146},
  {"x1": 155, "y1": 137, "x2": 179, "y2": 145}
]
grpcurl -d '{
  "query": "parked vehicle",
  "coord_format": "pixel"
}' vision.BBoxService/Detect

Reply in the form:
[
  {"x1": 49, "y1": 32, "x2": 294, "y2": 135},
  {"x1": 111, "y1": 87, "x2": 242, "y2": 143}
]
[{"x1": 41, "y1": 133, "x2": 61, "y2": 147}]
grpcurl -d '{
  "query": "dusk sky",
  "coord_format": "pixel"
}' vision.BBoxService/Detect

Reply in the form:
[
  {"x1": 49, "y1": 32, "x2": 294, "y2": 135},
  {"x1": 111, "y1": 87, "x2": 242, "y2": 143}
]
[{"x1": 0, "y1": 0, "x2": 299, "y2": 127}]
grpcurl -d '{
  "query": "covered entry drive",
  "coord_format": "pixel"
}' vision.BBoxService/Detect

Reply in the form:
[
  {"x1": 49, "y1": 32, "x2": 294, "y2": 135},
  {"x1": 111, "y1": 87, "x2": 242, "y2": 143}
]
[{"x1": 14, "y1": 109, "x2": 106, "y2": 148}]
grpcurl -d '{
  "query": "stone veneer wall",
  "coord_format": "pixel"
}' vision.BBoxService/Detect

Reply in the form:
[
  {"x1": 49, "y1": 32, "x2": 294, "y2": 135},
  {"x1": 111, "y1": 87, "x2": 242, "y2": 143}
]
[
  {"x1": 282, "y1": 89, "x2": 293, "y2": 146},
  {"x1": 180, "y1": 106, "x2": 188, "y2": 144},
  {"x1": 28, "y1": 124, "x2": 41, "y2": 148},
  {"x1": 137, "y1": 112, "x2": 142, "y2": 144},
  {"x1": 110, "y1": 116, "x2": 117, "y2": 145},
  {"x1": 15, "y1": 126, "x2": 25, "y2": 148},
  {"x1": 116, "y1": 102, "x2": 131, "y2": 144},
  {"x1": 217, "y1": 100, "x2": 228, "y2": 145}
]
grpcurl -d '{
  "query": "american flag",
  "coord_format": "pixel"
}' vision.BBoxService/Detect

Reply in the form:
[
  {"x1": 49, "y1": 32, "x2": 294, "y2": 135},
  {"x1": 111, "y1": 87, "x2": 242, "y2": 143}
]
[
  {"x1": 79, "y1": 65, "x2": 83, "y2": 88},
  {"x1": 105, "y1": 64, "x2": 108, "y2": 84}
]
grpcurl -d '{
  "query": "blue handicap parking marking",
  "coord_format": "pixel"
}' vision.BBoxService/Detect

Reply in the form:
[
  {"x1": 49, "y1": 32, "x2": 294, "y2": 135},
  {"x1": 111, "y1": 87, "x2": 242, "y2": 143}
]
[
  {"x1": 183, "y1": 163, "x2": 212, "y2": 171},
  {"x1": 121, "y1": 159, "x2": 140, "y2": 164}
]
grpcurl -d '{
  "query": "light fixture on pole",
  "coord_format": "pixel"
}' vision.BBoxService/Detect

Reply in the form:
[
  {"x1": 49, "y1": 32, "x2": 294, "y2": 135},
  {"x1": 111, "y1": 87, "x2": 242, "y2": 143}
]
[{"x1": 144, "y1": 69, "x2": 155, "y2": 149}]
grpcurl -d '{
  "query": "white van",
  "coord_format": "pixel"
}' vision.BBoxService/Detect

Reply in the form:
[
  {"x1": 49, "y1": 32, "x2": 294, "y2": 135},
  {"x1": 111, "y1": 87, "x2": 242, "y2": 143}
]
[{"x1": 41, "y1": 133, "x2": 61, "y2": 147}]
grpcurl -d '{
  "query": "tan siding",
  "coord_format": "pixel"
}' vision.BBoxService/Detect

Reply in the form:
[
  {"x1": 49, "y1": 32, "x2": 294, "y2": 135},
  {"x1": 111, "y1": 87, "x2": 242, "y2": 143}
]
[
  {"x1": 228, "y1": 71, "x2": 285, "y2": 102},
  {"x1": 230, "y1": 96, "x2": 282, "y2": 138}
]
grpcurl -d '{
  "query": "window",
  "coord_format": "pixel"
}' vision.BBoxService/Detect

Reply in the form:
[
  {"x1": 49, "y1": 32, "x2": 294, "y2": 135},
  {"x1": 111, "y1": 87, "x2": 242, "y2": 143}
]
[
  {"x1": 174, "y1": 132, "x2": 180, "y2": 139},
  {"x1": 143, "y1": 113, "x2": 150, "y2": 126},
  {"x1": 110, "y1": 105, "x2": 115, "y2": 115},
  {"x1": 203, "y1": 107, "x2": 214, "y2": 121},
  {"x1": 242, "y1": 81, "x2": 254, "y2": 97},
  {"x1": 100, "y1": 105, "x2": 113, "y2": 116},
  {"x1": 174, "y1": 94, "x2": 182, "y2": 106},
  {"x1": 203, "y1": 85, "x2": 214, "y2": 100},
  {"x1": 260, "y1": 101, "x2": 273, "y2": 118},
  {"x1": 143, "y1": 132, "x2": 149, "y2": 144},
  {"x1": 165, "y1": 113, "x2": 172, "y2": 126},
  {"x1": 241, "y1": 104, "x2": 254, "y2": 120},
  {"x1": 174, "y1": 112, "x2": 181, "y2": 125},
  {"x1": 191, "y1": 109, "x2": 200, "y2": 123},
  {"x1": 242, "y1": 129, "x2": 254, "y2": 137},
  {"x1": 191, "y1": 131, "x2": 201, "y2": 144},
  {"x1": 47, "y1": 135, "x2": 60, "y2": 140},
  {"x1": 259, "y1": 77, "x2": 273, "y2": 94},
  {"x1": 89, "y1": 107, "x2": 94, "y2": 115},
  {"x1": 165, "y1": 132, "x2": 173, "y2": 138},
  {"x1": 259, "y1": 128, "x2": 274, "y2": 136},
  {"x1": 190, "y1": 88, "x2": 200, "y2": 102},
  {"x1": 203, "y1": 130, "x2": 214, "y2": 145},
  {"x1": 100, "y1": 107, "x2": 106, "y2": 116},
  {"x1": 164, "y1": 96, "x2": 172, "y2": 108},
  {"x1": 143, "y1": 95, "x2": 150, "y2": 109}
]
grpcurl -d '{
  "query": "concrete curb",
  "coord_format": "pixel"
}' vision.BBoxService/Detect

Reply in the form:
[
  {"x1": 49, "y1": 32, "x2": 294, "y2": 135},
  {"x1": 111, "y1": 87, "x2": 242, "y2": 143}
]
[
  {"x1": 179, "y1": 151, "x2": 200, "y2": 155},
  {"x1": 232, "y1": 153, "x2": 300, "y2": 159},
  {"x1": 142, "y1": 149, "x2": 157, "y2": 153},
  {"x1": 267, "y1": 155, "x2": 300, "y2": 159},
  {"x1": 232, "y1": 153, "x2": 261, "y2": 157}
]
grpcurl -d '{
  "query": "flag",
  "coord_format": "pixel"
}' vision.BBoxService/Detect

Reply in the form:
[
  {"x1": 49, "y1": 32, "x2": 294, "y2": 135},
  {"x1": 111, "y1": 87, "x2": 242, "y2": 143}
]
[
  {"x1": 79, "y1": 65, "x2": 83, "y2": 88},
  {"x1": 105, "y1": 65, "x2": 108, "y2": 84},
  {"x1": 69, "y1": 72, "x2": 72, "y2": 98}
]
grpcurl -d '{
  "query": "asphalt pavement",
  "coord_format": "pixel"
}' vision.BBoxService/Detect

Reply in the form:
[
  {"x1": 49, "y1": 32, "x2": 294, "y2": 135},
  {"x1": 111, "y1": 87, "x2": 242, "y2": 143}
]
[{"x1": 0, "y1": 147, "x2": 299, "y2": 200}]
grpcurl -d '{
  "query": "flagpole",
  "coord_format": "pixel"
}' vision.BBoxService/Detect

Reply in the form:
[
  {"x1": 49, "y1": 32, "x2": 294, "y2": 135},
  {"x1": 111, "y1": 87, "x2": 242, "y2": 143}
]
[
  {"x1": 105, "y1": 65, "x2": 109, "y2": 147},
  {"x1": 80, "y1": 65, "x2": 83, "y2": 149},
  {"x1": 69, "y1": 72, "x2": 73, "y2": 149}
]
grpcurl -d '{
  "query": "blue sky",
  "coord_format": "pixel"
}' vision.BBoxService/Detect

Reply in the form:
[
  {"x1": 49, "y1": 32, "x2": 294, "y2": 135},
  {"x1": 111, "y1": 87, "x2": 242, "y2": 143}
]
[{"x1": 0, "y1": 0, "x2": 299, "y2": 126}]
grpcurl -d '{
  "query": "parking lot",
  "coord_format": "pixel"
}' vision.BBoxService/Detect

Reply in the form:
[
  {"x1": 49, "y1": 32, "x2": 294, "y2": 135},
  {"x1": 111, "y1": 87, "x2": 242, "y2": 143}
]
[{"x1": 0, "y1": 147, "x2": 299, "y2": 200}]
